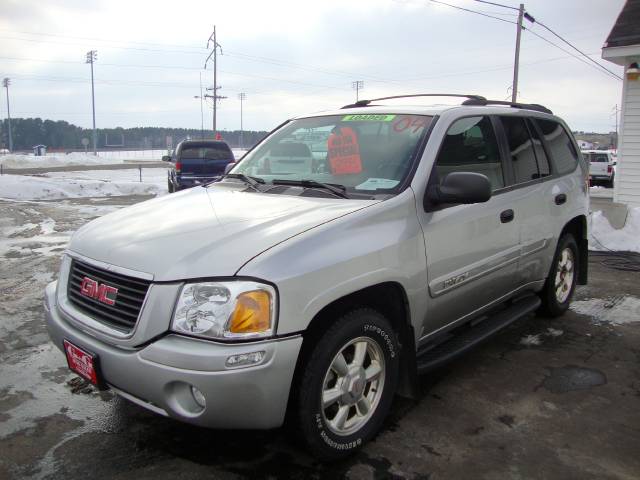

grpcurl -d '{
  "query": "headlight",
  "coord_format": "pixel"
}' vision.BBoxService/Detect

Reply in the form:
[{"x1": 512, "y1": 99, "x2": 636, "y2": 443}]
[{"x1": 171, "y1": 281, "x2": 276, "y2": 340}]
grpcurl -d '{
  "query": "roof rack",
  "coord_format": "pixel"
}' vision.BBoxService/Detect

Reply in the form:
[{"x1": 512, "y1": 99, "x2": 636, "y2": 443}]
[
  {"x1": 341, "y1": 93, "x2": 552, "y2": 115},
  {"x1": 341, "y1": 94, "x2": 486, "y2": 109},
  {"x1": 461, "y1": 98, "x2": 553, "y2": 114}
]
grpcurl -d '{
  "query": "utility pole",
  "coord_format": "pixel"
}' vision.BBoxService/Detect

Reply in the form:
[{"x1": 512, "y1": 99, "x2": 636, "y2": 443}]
[
  {"x1": 612, "y1": 104, "x2": 620, "y2": 149},
  {"x1": 86, "y1": 50, "x2": 98, "y2": 155},
  {"x1": 2, "y1": 78, "x2": 12, "y2": 153},
  {"x1": 238, "y1": 93, "x2": 246, "y2": 149},
  {"x1": 352, "y1": 81, "x2": 364, "y2": 102},
  {"x1": 204, "y1": 26, "x2": 226, "y2": 138},
  {"x1": 511, "y1": 4, "x2": 524, "y2": 103}
]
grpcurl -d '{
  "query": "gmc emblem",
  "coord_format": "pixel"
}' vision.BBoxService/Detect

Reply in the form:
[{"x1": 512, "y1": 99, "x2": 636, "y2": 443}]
[{"x1": 79, "y1": 277, "x2": 118, "y2": 306}]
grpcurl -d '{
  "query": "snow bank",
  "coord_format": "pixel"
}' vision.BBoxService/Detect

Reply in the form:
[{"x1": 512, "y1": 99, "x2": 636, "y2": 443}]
[
  {"x1": 0, "y1": 171, "x2": 165, "y2": 200},
  {"x1": 0, "y1": 153, "x2": 123, "y2": 169},
  {"x1": 589, "y1": 208, "x2": 640, "y2": 253}
]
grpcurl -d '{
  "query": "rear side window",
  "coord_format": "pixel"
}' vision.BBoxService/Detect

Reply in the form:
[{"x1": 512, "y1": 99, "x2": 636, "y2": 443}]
[
  {"x1": 527, "y1": 119, "x2": 551, "y2": 177},
  {"x1": 535, "y1": 119, "x2": 579, "y2": 175},
  {"x1": 434, "y1": 116, "x2": 504, "y2": 190},
  {"x1": 500, "y1": 116, "x2": 539, "y2": 184}
]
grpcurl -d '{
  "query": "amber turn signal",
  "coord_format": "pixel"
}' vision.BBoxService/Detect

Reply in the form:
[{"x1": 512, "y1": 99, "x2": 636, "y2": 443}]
[{"x1": 228, "y1": 290, "x2": 271, "y2": 333}]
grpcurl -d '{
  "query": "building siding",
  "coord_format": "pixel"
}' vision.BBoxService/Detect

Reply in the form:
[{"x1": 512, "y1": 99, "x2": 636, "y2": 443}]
[{"x1": 614, "y1": 73, "x2": 640, "y2": 206}]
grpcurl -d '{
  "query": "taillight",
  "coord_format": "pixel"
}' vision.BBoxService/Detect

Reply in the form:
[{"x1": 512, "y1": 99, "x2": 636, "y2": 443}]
[
  {"x1": 175, "y1": 161, "x2": 181, "y2": 173},
  {"x1": 607, "y1": 165, "x2": 612, "y2": 174}
]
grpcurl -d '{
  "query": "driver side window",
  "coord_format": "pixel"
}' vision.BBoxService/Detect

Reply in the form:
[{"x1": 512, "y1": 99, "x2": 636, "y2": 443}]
[{"x1": 435, "y1": 116, "x2": 504, "y2": 191}]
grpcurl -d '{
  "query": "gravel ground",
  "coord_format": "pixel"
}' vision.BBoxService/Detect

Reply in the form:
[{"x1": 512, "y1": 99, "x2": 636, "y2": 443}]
[{"x1": 1, "y1": 195, "x2": 639, "y2": 480}]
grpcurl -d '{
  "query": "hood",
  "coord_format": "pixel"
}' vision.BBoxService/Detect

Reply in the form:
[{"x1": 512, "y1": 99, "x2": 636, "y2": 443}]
[{"x1": 69, "y1": 184, "x2": 378, "y2": 281}]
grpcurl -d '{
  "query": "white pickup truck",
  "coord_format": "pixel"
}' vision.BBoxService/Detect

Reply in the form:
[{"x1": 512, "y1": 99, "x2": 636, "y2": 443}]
[{"x1": 583, "y1": 150, "x2": 616, "y2": 187}]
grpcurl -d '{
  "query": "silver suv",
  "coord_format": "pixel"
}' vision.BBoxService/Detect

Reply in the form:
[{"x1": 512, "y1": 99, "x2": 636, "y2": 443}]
[{"x1": 45, "y1": 94, "x2": 589, "y2": 459}]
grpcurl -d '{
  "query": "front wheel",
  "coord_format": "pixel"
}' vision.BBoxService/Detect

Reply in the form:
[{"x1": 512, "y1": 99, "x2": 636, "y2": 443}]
[
  {"x1": 538, "y1": 234, "x2": 578, "y2": 317},
  {"x1": 294, "y1": 308, "x2": 399, "y2": 460}
]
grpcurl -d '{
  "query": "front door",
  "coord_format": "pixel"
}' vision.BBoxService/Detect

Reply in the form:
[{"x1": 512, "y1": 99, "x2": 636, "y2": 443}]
[{"x1": 416, "y1": 115, "x2": 521, "y2": 340}]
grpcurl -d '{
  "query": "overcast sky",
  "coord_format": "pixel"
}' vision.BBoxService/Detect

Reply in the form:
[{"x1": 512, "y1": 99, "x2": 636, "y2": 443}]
[{"x1": 0, "y1": 0, "x2": 626, "y2": 133}]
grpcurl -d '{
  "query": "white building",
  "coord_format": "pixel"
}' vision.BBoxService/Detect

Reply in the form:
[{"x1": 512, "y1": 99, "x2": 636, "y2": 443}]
[{"x1": 602, "y1": 0, "x2": 640, "y2": 207}]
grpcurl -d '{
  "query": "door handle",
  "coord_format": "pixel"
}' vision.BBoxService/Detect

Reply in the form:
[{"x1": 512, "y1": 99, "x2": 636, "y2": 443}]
[
  {"x1": 555, "y1": 193, "x2": 567, "y2": 205},
  {"x1": 500, "y1": 209, "x2": 514, "y2": 223}
]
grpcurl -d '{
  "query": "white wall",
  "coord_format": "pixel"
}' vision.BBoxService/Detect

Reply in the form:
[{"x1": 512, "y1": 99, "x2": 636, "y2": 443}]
[{"x1": 614, "y1": 62, "x2": 640, "y2": 207}]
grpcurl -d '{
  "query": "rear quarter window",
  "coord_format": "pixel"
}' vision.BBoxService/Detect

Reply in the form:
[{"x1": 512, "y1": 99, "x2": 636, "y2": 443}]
[{"x1": 534, "y1": 119, "x2": 579, "y2": 175}]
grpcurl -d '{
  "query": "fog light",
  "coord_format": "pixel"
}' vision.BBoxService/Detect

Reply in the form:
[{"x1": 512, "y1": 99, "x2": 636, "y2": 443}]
[
  {"x1": 190, "y1": 386, "x2": 206, "y2": 409},
  {"x1": 225, "y1": 351, "x2": 265, "y2": 368}
]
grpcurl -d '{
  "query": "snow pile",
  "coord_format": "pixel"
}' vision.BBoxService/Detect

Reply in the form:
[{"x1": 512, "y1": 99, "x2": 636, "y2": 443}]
[
  {"x1": 0, "y1": 153, "x2": 123, "y2": 169},
  {"x1": 589, "y1": 208, "x2": 640, "y2": 253},
  {"x1": 0, "y1": 170, "x2": 166, "y2": 200}
]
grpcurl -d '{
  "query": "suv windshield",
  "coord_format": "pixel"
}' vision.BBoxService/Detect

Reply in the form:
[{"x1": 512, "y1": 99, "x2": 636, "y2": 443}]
[{"x1": 231, "y1": 114, "x2": 433, "y2": 196}]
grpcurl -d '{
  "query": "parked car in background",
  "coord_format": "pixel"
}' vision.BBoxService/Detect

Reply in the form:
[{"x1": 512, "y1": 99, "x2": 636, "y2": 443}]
[
  {"x1": 164, "y1": 140, "x2": 235, "y2": 192},
  {"x1": 46, "y1": 94, "x2": 588, "y2": 460},
  {"x1": 583, "y1": 149, "x2": 616, "y2": 187}
]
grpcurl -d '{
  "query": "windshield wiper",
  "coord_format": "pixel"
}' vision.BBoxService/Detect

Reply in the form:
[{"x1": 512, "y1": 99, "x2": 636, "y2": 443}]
[
  {"x1": 220, "y1": 173, "x2": 265, "y2": 192},
  {"x1": 272, "y1": 179, "x2": 349, "y2": 199}
]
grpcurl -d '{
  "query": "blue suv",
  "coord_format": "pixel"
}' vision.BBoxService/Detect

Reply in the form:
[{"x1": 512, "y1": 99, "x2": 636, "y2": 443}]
[{"x1": 165, "y1": 140, "x2": 235, "y2": 192}]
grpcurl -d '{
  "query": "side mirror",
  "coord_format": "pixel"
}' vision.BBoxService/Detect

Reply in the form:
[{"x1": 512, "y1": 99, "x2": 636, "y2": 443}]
[
  {"x1": 427, "y1": 172, "x2": 492, "y2": 206},
  {"x1": 161, "y1": 155, "x2": 171, "y2": 162},
  {"x1": 224, "y1": 162, "x2": 236, "y2": 174}
]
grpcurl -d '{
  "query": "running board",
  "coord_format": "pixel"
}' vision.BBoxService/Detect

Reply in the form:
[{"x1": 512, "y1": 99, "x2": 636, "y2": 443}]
[{"x1": 416, "y1": 295, "x2": 541, "y2": 374}]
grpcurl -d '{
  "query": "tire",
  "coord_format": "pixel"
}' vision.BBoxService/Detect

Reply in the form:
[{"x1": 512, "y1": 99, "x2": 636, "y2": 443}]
[
  {"x1": 294, "y1": 308, "x2": 400, "y2": 460},
  {"x1": 538, "y1": 234, "x2": 579, "y2": 317},
  {"x1": 168, "y1": 179, "x2": 175, "y2": 193},
  {"x1": 608, "y1": 173, "x2": 615, "y2": 189}
]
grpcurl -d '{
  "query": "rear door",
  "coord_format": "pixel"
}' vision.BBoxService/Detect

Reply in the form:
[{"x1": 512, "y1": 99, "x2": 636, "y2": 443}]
[
  {"x1": 497, "y1": 116, "x2": 556, "y2": 286},
  {"x1": 417, "y1": 115, "x2": 522, "y2": 335}
]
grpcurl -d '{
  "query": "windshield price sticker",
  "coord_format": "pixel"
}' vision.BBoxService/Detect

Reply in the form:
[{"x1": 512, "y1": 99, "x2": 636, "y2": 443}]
[
  {"x1": 393, "y1": 116, "x2": 430, "y2": 134},
  {"x1": 328, "y1": 127, "x2": 363, "y2": 175},
  {"x1": 342, "y1": 114, "x2": 396, "y2": 122}
]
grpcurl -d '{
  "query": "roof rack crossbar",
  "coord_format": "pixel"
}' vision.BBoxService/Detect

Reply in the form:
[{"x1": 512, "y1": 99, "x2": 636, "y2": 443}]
[
  {"x1": 341, "y1": 93, "x2": 487, "y2": 109},
  {"x1": 461, "y1": 98, "x2": 552, "y2": 114}
]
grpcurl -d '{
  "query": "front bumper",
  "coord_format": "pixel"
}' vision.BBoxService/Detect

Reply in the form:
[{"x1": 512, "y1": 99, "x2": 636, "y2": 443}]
[{"x1": 45, "y1": 281, "x2": 302, "y2": 429}]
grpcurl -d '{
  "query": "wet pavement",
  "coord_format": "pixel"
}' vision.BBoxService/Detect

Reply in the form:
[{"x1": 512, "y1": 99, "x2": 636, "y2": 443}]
[{"x1": 1, "y1": 195, "x2": 639, "y2": 479}]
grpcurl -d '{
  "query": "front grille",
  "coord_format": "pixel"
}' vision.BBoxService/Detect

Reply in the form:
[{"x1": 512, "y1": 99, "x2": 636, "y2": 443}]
[{"x1": 67, "y1": 259, "x2": 151, "y2": 334}]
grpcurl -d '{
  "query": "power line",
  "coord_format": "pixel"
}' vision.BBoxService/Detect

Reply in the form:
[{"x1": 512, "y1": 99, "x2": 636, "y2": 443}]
[
  {"x1": 423, "y1": 0, "x2": 518, "y2": 25},
  {"x1": 525, "y1": 18, "x2": 622, "y2": 80},
  {"x1": 523, "y1": 27, "x2": 620, "y2": 80},
  {"x1": 470, "y1": 0, "x2": 519, "y2": 11}
]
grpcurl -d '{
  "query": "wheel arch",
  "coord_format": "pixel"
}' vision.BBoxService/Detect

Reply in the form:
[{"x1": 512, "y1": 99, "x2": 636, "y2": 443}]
[
  {"x1": 287, "y1": 282, "x2": 419, "y2": 417},
  {"x1": 559, "y1": 214, "x2": 588, "y2": 285}
]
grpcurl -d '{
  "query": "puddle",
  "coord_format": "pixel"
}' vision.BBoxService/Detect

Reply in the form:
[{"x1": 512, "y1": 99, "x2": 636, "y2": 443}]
[
  {"x1": 540, "y1": 365, "x2": 607, "y2": 393},
  {"x1": 571, "y1": 296, "x2": 640, "y2": 325},
  {"x1": 519, "y1": 328, "x2": 564, "y2": 347}
]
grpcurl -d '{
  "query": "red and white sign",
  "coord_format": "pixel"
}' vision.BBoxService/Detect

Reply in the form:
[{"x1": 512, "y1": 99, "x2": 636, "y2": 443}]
[
  {"x1": 328, "y1": 127, "x2": 363, "y2": 175},
  {"x1": 64, "y1": 340, "x2": 99, "y2": 385},
  {"x1": 80, "y1": 277, "x2": 118, "y2": 306}
]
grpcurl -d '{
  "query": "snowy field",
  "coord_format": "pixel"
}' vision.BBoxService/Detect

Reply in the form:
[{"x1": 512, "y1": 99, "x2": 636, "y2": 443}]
[
  {"x1": 1, "y1": 165, "x2": 638, "y2": 253},
  {"x1": 0, "y1": 149, "x2": 247, "y2": 169},
  {"x1": 0, "y1": 169, "x2": 167, "y2": 200}
]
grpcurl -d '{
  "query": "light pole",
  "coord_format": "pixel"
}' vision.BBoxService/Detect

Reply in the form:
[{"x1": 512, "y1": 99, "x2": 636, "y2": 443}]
[
  {"x1": 352, "y1": 80, "x2": 364, "y2": 102},
  {"x1": 2, "y1": 78, "x2": 12, "y2": 153},
  {"x1": 85, "y1": 50, "x2": 98, "y2": 155},
  {"x1": 238, "y1": 93, "x2": 246, "y2": 149}
]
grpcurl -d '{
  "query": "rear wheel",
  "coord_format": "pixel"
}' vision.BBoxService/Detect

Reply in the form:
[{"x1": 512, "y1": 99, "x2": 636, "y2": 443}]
[
  {"x1": 538, "y1": 234, "x2": 578, "y2": 317},
  {"x1": 168, "y1": 179, "x2": 175, "y2": 193},
  {"x1": 294, "y1": 308, "x2": 399, "y2": 460}
]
